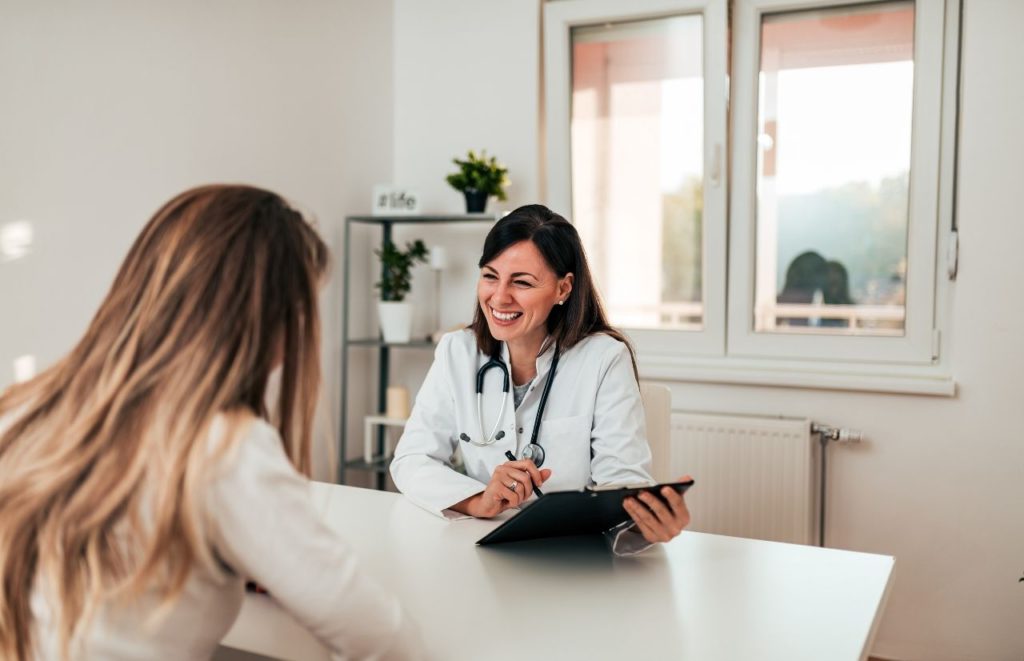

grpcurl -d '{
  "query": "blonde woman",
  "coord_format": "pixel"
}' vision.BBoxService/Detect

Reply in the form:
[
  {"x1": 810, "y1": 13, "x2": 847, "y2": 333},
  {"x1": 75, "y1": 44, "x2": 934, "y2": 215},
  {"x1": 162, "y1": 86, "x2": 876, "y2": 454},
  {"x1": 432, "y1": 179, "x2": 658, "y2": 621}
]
[{"x1": 0, "y1": 186, "x2": 419, "y2": 660}]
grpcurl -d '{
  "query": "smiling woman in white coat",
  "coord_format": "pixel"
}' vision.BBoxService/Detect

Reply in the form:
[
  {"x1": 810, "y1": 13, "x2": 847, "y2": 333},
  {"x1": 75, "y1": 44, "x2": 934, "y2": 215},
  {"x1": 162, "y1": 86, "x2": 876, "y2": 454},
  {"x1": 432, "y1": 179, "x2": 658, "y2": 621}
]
[{"x1": 390, "y1": 204, "x2": 690, "y2": 553}]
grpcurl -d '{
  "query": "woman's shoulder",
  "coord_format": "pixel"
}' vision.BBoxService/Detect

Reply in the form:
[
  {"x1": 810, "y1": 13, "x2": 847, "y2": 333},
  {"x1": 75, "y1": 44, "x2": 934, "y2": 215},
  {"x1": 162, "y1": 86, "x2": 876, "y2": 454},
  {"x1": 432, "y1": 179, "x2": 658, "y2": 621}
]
[
  {"x1": 209, "y1": 409, "x2": 275, "y2": 440},
  {"x1": 436, "y1": 327, "x2": 479, "y2": 358},
  {"x1": 571, "y1": 331, "x2": 631, "y2": 360},
  {"x1": 206, "y1": 411, "x2": 287, "y2": 469}
]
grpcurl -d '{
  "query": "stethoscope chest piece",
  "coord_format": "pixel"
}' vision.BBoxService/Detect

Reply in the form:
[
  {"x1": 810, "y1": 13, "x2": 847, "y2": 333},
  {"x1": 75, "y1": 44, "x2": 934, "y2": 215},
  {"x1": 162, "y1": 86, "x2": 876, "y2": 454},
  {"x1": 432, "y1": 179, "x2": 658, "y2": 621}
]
[{"x1": 521, "y1": 442, "x2": 545, "y2": 468}]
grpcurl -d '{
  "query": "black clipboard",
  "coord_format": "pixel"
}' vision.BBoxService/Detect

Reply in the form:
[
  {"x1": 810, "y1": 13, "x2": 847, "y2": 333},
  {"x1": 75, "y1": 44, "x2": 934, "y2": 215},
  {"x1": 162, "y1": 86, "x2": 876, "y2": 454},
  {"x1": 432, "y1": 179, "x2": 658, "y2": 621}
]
[{"x1": 475, "y1": 479, "x2": 694, "y2": 546}]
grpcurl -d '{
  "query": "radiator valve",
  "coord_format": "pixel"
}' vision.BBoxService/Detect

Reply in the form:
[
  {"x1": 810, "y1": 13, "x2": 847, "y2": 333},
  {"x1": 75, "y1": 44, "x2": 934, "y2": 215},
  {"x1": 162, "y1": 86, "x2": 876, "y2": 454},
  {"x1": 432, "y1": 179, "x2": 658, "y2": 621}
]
[{"x1": 811, "y1": 423, "x2": 863, "y2": 444}]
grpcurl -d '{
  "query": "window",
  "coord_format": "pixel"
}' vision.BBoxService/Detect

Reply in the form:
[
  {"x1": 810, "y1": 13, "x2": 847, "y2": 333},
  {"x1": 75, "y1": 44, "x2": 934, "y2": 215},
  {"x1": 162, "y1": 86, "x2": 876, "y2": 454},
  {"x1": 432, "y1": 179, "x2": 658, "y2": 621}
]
[
  {"x1": 570, "y1": 15, "x2": 706, "y2": 331},
  {"x1": 754, "y1": 3, "x2": 914, "y2": 337},
  {"x1": 546, "y1": 0, "x2": 728, "y2": 356},
  {"x1": 545, "y1": 0, "x2": 958, "y2": 390}
]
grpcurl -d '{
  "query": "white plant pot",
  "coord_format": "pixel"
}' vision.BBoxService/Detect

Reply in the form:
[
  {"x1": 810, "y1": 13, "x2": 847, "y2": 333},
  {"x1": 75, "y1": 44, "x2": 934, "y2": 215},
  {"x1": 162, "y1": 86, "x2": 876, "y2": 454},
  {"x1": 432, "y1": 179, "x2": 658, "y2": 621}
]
[{"x1": 378, "y1": 301, "x2": 413, "y2": 344}]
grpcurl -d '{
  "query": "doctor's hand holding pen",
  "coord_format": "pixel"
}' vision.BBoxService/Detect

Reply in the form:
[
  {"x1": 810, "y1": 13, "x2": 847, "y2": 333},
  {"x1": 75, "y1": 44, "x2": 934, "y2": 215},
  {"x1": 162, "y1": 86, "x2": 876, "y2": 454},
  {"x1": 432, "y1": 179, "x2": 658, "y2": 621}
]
[
  {"x1": 452, "y1": 458, "x2": 552, "y2": 518},
  {"x1": 622, "y1": 474, "x2": 693, "y2": 544}
]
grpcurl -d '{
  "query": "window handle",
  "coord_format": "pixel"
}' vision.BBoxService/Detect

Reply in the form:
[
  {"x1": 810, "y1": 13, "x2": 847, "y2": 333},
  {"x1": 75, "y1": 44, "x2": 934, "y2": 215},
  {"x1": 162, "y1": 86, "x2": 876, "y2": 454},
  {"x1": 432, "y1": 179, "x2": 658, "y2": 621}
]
[{"x1": 710, "y1": 143, "x2": 722, "y2": 187}]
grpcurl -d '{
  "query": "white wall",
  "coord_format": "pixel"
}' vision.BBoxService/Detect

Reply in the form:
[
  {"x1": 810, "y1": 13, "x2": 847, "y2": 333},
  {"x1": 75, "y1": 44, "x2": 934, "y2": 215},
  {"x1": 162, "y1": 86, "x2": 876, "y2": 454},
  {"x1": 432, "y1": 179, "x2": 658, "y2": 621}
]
[
  {"x1": 357, "y1": 0, "x2": 544, "y2": 464},
  {"x1": 393, "y1": 0, "x2": 542, "y2": 212},
  {"x1": 0, "y1": 0, "x2": 394, "y2": 481},
  {"x1": 391, "y1": 0, "x2": 543, "y2": 339},
  {"x1": 387, "y1": 1, "x2": 1024, "y2": 659}
]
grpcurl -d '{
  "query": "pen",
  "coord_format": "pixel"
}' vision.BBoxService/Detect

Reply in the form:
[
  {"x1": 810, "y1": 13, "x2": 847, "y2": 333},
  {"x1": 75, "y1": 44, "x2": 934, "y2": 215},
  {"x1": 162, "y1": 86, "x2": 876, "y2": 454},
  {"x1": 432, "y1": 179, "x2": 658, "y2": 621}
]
[{"x1": 505, "y1": 450, "x2": 544, "y2": 497}]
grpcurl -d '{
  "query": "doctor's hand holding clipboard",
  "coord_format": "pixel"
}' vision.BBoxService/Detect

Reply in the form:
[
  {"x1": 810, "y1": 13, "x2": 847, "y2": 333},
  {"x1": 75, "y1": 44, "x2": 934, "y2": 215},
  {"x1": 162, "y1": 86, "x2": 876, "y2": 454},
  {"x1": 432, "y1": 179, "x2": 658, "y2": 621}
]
[{"x1": 390, "y1": 204, "x2": 692, "y2": 555}]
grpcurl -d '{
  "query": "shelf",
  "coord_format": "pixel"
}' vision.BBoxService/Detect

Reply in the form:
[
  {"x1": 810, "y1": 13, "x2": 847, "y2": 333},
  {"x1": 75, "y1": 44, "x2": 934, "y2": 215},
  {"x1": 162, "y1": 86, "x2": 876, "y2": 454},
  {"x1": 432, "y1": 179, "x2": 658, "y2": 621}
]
[
  {"x1": 339, "y1": 211, "x2": 497, "y2": 489},
  {"x1": 346, "y1": 338, "x2": 435, "y2": 348},
  {"x1": 343, "y1": 456, "x2": 392, "y2": 474},
  {"x1": 347, "y1": 213, "x2": 498, "y2": 224}
]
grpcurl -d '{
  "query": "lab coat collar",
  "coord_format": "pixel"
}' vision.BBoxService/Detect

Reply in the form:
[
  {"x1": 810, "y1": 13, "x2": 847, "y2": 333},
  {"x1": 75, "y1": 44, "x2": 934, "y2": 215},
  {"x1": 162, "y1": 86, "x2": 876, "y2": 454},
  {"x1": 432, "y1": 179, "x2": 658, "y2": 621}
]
[
  {"x1": 498, "y1": 336, "x2": 557, "y2": 382},
  {"x1": 535, "y1": 337, "x2": 557, "y2": 376}
]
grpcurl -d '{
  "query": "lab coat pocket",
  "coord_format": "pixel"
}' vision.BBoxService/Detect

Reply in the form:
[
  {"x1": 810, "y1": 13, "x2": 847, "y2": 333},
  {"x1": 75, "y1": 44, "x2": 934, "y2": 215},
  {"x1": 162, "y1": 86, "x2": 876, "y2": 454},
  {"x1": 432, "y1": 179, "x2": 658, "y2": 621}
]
[{"x1": 537, "y1": 414, "x2": 592, "y2": 492}]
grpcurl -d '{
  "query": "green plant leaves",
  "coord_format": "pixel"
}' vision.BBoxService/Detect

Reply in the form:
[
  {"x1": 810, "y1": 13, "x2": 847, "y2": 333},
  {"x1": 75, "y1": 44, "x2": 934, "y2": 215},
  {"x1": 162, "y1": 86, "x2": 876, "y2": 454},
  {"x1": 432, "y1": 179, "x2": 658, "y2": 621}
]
[
  {"x1": 444, "y1": 149, "x2": 509, "y2": 201},
  {"x1": 373, "y1": 239, "x2": 428, "y2": 302}
]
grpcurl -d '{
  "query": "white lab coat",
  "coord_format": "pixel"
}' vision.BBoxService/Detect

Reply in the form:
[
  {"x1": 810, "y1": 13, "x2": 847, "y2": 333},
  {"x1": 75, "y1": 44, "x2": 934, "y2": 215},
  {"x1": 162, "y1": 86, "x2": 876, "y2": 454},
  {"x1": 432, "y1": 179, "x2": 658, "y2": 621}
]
[{"x1": 390, "y1": 328, "x2": 654, "y2": 520}]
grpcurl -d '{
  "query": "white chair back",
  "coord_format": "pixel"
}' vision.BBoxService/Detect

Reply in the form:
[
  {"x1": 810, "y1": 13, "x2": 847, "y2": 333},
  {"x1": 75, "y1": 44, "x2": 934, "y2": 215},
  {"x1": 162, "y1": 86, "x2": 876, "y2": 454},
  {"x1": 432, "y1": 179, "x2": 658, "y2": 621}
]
[{"x1": 639, "y1": 381, "x2": 672, "y2": 483}]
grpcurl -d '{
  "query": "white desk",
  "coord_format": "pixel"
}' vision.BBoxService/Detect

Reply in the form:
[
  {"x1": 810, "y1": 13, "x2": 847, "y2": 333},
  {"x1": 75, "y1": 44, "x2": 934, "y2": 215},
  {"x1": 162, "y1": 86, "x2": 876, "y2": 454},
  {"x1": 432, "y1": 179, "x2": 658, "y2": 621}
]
[{"x1": 223, "y1": 483, "x2": 893, "y2": 661}]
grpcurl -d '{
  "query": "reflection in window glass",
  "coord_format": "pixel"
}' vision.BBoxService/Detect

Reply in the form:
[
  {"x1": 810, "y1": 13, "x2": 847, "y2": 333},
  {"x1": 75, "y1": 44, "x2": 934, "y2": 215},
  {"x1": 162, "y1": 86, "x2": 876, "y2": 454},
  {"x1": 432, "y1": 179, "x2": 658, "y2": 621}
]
[
  {"x1": 571, "y1": 15, "x2": 704, "y2": 330},
  {"x1": 755, "y1": 2, "x2": 913, "y2": 335}
]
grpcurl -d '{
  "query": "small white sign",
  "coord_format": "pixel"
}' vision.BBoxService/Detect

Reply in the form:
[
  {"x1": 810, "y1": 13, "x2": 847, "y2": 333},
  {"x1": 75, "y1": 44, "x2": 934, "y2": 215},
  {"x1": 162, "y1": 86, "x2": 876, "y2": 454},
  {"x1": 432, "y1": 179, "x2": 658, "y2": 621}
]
[{"x1": 372, "y1": 185, "x2": 420, "y2": 216}]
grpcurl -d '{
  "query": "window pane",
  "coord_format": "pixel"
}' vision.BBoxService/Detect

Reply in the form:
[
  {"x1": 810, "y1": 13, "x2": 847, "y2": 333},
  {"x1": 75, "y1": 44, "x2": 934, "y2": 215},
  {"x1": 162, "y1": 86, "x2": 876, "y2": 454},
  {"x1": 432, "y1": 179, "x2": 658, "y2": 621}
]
[
  {"x1": 571, "y1": 14, "x2": 704, "y2": 331},
  {"x1": 754, "y1": 2, "x2": 913, "y2": 336}
]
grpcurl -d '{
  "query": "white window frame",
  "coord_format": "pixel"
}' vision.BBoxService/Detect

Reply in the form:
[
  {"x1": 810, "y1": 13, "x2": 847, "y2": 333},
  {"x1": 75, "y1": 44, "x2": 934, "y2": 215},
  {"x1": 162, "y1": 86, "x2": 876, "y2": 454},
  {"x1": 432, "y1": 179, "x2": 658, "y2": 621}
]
[
  {"x1": 544, "y1": 0, "x2": 730, "y2": 357},
  {"x1": 544, "y1": 0, "x2": 959, "y2": 395},
  {"x1": 728, "y1": 0, "x2": 948, "y2": 365}
]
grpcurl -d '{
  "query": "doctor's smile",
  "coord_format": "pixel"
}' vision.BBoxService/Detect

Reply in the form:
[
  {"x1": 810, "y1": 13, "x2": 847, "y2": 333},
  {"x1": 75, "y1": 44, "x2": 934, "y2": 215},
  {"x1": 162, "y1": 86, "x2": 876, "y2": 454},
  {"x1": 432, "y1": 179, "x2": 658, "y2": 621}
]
[{"x1": 489, "y1": 308, "x2": 522, "y2": 322}]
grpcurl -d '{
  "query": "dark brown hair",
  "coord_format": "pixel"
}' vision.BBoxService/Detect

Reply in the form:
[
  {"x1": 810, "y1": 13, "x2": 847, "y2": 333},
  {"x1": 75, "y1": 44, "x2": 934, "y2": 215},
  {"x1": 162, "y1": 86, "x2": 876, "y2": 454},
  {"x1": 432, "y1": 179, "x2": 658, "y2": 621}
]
[{"x1": 470, "y1": 204, "x2": 637, "y2": 377}]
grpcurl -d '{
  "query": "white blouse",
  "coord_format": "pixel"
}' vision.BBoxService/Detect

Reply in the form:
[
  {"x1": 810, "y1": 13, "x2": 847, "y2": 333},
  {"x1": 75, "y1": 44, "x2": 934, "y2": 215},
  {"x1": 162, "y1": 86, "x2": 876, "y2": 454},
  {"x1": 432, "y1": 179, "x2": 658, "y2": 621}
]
[{"x1": 18, "y1": 415, "x2": 419, "y2": 660}]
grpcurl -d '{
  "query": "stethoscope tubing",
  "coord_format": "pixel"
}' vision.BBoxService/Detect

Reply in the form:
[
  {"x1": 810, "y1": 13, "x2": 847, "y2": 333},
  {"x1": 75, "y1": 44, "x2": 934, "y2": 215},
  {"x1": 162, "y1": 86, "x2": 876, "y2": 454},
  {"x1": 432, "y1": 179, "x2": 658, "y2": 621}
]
[
  {"x1": 461, "y1": 348, "x2": 561, "y2": 467},
  {"x1": 528, "y1": 350, "x2": 560, "y2": 447},
  {"x1": 464, "y1": 357, "x2": 511, "y2": 447},
  {"x1": 473, "y1": 389, "x2": 507, "y2": 446}
]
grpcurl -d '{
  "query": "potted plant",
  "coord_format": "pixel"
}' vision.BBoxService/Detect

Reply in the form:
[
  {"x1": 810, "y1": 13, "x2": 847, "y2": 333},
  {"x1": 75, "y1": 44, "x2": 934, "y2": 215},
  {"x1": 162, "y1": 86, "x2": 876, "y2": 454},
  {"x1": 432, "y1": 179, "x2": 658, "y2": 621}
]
[
  {"x1": 445, "y1": 149, "x2": 509, "y2": 213},
  {"x1": 375, "y1": 239, "x2": 428, "y2": 343}
]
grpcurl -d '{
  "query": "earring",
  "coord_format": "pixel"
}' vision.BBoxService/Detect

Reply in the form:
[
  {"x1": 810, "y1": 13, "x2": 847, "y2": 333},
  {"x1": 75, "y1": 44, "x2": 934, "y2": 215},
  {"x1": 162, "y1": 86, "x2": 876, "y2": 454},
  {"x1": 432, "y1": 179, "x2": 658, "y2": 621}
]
[{"x1": 558, "y1": 300, "x2": 564, "y2": 306}]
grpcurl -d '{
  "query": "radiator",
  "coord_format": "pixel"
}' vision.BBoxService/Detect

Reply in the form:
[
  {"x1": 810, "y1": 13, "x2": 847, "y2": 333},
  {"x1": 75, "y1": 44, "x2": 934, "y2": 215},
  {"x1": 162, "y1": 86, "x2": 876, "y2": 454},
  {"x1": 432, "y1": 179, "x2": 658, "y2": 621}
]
[{"x1": 669, "y1": 412, "x2": 817, "y2": 546}]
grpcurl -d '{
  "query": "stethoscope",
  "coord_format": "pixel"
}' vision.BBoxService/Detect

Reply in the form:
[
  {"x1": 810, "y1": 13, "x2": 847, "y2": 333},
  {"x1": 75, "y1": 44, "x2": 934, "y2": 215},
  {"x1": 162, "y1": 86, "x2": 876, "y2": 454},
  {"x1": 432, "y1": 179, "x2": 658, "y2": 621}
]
[{"x1": 458, "y1": 346, "x2": 561, "y2": 468}]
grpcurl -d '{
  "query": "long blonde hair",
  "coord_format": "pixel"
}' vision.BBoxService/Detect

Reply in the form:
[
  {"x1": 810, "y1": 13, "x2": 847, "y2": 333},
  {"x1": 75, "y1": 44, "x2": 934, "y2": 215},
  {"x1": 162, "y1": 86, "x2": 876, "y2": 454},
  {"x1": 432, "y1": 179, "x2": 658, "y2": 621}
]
[{"x1": 0, "y1": 184, "x2": 328, "y2": 660}]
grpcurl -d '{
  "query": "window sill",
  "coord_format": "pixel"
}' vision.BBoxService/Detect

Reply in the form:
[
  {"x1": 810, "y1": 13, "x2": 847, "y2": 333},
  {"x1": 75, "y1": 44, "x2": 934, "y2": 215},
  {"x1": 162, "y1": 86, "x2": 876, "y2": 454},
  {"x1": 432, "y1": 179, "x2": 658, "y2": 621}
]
[{"x1": 636, "y1": 354, "x2": 956, "y2": 397}]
